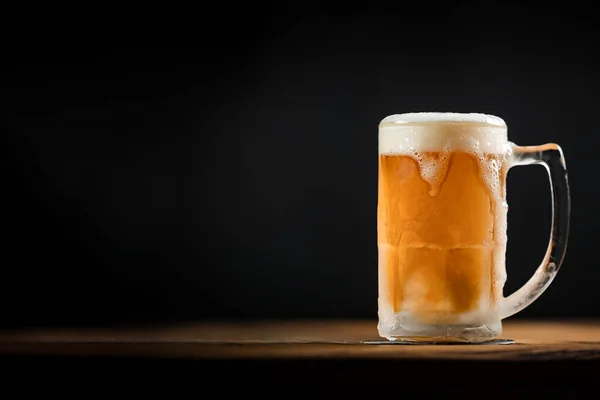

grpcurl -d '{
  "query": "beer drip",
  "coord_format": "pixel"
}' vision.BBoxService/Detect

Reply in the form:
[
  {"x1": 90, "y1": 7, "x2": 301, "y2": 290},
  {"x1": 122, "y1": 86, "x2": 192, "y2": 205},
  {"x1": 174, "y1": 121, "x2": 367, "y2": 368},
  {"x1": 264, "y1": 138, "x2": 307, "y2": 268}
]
[{"x1": 414, "y1": 150, "x2": 451, "y2": 198}]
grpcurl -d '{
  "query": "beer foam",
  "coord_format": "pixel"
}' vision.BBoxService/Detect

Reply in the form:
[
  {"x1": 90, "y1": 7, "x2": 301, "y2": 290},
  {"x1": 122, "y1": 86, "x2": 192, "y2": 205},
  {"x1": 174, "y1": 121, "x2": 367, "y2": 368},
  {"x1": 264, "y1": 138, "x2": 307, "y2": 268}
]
[
  {"x1": 380, "y1": 112, "x2": 506, "y2": 127},
  {"x1": 379, "y1": 112, "x2": 508, "y2": 155}
]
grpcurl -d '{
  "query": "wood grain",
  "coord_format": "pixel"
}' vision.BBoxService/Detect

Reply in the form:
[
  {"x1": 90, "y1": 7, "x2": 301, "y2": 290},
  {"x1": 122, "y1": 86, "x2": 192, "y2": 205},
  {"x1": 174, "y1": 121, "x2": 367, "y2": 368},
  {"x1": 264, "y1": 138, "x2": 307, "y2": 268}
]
[{"x1": 1, "y1": 319, "x2": 599, "y2": 361}]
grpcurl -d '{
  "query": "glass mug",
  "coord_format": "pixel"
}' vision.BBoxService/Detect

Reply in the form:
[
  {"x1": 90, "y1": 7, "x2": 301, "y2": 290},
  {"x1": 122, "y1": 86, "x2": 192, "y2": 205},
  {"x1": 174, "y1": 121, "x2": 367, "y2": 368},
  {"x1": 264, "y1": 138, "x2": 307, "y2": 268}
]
[{"x1": 377, "y1": 112, "x2": 570, "y2": 342}]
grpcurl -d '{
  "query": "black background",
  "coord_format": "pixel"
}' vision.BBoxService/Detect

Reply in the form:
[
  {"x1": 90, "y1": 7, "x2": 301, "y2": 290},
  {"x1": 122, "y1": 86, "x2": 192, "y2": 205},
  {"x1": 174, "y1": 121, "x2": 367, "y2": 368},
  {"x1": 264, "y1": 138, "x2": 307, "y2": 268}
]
[{"x1": 4, "y1": 1, "x2": 598, "y2": 328}]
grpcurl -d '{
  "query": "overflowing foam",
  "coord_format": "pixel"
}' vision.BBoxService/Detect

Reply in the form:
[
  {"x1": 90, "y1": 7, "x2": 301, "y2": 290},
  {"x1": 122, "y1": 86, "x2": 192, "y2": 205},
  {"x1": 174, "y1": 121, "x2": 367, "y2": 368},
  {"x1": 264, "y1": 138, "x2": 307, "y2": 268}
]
[{"x1": 379, "y1": 112, "x2": 509, "y2": 198}]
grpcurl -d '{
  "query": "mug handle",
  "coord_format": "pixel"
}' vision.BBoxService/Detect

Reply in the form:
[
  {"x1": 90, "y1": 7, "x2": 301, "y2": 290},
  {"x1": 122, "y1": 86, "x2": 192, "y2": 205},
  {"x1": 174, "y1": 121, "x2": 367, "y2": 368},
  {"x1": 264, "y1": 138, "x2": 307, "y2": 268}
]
[{"x1": 499, "y1": 143, "x2": 571, "y2": 319}]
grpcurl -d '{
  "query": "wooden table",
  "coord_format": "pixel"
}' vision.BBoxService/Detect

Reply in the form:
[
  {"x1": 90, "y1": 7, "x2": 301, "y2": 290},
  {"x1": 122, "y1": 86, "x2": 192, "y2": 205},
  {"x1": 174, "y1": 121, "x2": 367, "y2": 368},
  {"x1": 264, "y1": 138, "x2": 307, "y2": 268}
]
[{"x1": 1, "y1": 319, "x2": 599, "y2": 393}]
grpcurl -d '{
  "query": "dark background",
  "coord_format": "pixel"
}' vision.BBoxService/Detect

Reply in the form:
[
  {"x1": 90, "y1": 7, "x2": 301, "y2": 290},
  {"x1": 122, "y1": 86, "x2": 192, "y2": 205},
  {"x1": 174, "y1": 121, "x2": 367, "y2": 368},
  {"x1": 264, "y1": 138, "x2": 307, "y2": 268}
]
[{"x1": 4, "y1": 1, "x2": 598, "y2": 328}]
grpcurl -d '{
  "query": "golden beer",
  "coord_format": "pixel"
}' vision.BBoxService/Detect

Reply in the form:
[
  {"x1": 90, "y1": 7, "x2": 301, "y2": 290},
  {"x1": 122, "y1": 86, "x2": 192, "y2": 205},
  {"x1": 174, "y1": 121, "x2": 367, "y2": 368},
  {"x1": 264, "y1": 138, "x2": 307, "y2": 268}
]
[{"x1": 378, "y1": 113, "x2": 510, "y2": 340}]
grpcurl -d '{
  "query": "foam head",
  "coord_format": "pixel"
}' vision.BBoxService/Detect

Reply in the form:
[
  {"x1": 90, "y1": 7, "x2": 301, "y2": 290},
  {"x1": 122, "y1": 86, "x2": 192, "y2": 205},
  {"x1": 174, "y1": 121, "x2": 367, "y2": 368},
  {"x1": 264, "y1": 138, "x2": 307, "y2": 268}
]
[{"x1": 379, "y1": 112, "x2": 508, "y2": 155}]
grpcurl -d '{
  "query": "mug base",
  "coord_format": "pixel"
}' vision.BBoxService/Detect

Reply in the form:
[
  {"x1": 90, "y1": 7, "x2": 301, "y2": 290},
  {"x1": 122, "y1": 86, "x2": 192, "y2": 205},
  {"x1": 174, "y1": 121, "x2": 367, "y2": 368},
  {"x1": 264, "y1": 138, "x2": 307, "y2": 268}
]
[{"x1": 378, "y1": 320, "x2": 503, "y2": 344}]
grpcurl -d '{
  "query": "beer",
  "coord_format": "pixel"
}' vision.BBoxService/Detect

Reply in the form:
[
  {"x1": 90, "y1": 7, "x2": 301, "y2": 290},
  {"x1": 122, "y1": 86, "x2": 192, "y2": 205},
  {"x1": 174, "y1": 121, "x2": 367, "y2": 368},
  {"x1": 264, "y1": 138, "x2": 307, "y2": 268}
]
[{"x1": 378, "y1": 113, "x2": 510, "y2": 339}]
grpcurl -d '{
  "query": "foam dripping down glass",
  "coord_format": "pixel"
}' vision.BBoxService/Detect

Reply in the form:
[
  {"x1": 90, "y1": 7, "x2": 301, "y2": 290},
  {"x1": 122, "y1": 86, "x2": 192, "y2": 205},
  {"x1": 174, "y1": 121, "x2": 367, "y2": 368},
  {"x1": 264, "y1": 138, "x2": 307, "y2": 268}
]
[{"x1": 377, "y1": 112, "x2": 570, "y2": 343}]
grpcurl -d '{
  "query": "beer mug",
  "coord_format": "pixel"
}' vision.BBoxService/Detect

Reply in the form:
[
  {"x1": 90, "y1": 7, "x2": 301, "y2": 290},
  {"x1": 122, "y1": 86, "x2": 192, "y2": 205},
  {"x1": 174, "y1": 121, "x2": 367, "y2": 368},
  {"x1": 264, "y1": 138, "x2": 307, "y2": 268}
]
[{"x1": 377, "y1": 112, "x2": 570, "y2": 342}]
